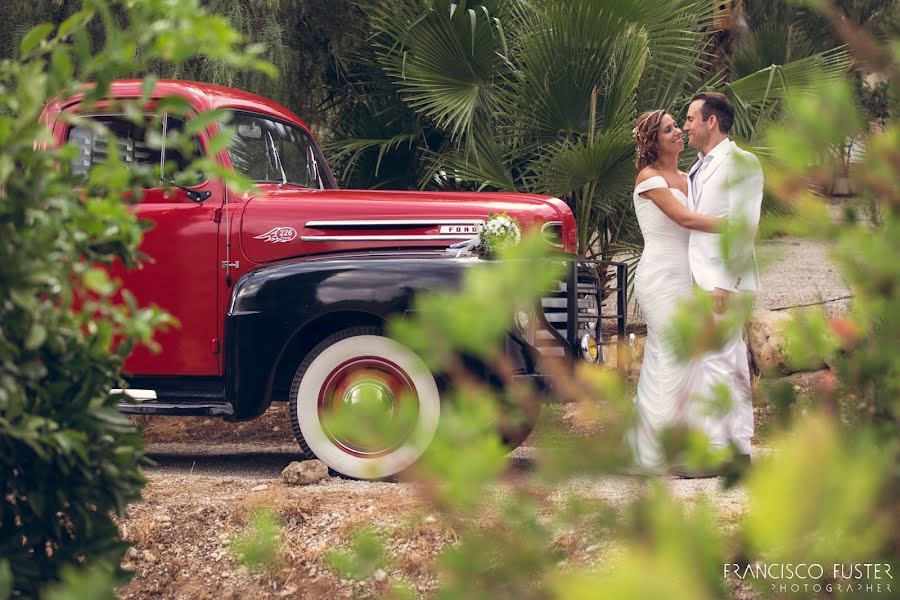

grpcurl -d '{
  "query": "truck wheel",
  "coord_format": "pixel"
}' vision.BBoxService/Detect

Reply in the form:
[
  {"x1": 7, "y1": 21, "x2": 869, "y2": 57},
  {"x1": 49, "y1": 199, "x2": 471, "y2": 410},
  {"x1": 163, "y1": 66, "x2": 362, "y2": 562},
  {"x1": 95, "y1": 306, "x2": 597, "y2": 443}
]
[{"x1": 288, "y1": 327, "x2": 440, "y2": 479}]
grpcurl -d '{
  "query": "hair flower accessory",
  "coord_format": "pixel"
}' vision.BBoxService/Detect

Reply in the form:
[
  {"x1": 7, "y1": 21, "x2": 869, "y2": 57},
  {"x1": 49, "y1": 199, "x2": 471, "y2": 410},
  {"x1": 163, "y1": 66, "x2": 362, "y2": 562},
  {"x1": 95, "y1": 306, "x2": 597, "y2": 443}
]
[{"x1": 480, "y1": 212, "x2": 521, "y2": 257}]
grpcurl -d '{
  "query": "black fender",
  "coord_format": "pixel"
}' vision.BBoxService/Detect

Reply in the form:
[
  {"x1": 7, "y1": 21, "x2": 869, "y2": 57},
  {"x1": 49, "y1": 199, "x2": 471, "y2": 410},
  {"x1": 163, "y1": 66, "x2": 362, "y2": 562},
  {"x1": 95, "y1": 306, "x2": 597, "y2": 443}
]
[{"x1": 224, "y1": 250, "x2": 537, "y2": 420}]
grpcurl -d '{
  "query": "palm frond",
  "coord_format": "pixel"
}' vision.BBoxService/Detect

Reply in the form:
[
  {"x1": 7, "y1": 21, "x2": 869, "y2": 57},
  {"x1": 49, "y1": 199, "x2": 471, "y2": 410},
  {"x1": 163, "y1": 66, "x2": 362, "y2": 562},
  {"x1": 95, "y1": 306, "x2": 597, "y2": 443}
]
[
  {"x1": 726, "y1": 46, "x2": 853, "y2": 139},
  {"x1": 521, "y1": 129, "x2": 634, "y2": 200},
  {"x1": 326, "y1": 132, "x2": 421, "y2": 181},
  {"x1": 420, "y1": 128, "x2": 517, "y2": 191},
  {"x1": 367, "y1": 0, "x2": 509, "y2": 146},
  {"x1": 496, "y1": 1, "x2": 629, "y2": 145},
  {"x1": 599, "y1": 25, "x2": 649, "y2": 133}
]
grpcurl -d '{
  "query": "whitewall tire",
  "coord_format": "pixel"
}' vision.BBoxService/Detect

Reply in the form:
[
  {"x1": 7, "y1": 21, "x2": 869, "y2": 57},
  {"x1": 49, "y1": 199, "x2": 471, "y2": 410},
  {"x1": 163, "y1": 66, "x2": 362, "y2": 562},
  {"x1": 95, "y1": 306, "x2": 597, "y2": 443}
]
[{"x1": 288, "y1": 327, "x2": 440, "y2": 479}]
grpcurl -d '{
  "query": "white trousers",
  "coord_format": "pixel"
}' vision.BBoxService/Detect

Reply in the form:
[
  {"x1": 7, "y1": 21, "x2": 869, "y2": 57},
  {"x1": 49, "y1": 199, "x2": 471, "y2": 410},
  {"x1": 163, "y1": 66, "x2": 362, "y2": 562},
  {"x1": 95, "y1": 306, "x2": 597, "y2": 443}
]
[{"x1": 690, "y1": 315, "x2": 754, "y2": 454}]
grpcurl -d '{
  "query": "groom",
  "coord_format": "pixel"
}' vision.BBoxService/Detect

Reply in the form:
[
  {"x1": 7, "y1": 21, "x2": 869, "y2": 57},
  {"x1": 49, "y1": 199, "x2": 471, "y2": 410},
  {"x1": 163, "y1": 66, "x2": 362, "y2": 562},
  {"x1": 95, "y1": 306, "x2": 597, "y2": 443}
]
[{"x1": 683, "y1": 92, "x2": 763, "y2": 463}]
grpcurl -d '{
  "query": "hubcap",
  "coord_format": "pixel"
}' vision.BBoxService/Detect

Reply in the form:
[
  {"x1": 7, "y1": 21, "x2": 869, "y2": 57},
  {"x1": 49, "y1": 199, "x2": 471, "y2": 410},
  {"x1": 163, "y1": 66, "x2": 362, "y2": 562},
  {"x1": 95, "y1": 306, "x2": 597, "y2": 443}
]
[{"x1": 318, "y1": 357, "x2": 419, "y2": 457}]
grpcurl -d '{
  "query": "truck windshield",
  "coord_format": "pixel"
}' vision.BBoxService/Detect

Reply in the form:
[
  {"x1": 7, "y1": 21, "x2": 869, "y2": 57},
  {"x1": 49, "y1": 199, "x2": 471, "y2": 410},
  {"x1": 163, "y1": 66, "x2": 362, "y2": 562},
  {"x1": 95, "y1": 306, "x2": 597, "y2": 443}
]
[{"x1": 226, "y1": 111, "x2": 332, "y2": 189}]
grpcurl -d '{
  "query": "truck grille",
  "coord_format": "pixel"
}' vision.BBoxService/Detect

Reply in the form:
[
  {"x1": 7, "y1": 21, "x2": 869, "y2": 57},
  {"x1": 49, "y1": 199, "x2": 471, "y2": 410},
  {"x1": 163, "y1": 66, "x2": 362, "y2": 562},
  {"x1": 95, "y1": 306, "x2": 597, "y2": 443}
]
[{"x1": 532, "y1": 261, "x2": 627, "y2": 363}]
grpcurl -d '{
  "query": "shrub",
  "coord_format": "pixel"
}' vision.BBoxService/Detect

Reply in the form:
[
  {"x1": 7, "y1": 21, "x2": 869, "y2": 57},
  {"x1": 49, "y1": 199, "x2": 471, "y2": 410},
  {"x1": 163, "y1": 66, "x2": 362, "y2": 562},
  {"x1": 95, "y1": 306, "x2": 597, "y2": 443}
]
[{"x1": 0, "y1": 1, "x2": 269, "y2": 596}]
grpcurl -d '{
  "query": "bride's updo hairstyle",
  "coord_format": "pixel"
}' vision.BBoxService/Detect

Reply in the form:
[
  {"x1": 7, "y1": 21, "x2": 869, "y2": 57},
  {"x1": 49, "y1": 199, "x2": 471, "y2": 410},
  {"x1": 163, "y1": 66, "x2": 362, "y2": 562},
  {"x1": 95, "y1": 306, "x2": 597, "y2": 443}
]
[{"x1": 632, "y1": 109, "x2": 667, "y2": 171}]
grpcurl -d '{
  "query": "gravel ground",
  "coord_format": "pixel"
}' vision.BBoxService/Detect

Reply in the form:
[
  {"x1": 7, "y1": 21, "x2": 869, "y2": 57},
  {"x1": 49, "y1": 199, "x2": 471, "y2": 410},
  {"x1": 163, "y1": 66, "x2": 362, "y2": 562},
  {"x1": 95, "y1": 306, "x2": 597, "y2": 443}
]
[
  {"x1": 118, "y1": 232, "x2": 850, "y2": 599},
  {"x1": 121, "y1": 405, "x2": 766, "y2": 599},
  {"x1": 628, "y1": 235, "x2": 854, "y2": 324},
  {"x1": 755, "y1": 237, "x2": 853, "y2": 314}
]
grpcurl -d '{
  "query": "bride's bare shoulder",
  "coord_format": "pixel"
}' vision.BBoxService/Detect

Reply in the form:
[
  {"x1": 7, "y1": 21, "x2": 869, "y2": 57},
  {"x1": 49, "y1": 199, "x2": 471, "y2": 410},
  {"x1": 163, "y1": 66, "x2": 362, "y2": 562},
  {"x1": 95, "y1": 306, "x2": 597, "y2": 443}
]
[{"x1": 635, "y1": 167, "x2": 661, "y2": 185}]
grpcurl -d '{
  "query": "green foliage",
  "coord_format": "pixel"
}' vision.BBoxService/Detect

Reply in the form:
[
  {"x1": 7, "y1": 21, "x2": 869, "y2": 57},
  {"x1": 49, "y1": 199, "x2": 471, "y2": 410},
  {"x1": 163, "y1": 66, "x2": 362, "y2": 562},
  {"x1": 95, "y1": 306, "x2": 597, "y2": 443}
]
[
  {"x1": 326, "y1": 526, "x2": 390, "y2": 581},
  {"x1": 232, "y1": 509, "x2": 283, "y2": 570},
  {"x1": 0, "y1": 0, "x2": 358, "y2": 131},
  {"x1": 0, "y1": 1, "x2": 268, "y2": 596},
  {"x1": 40, "y1": 565, "x2": 116, "y2": 600},
  {"x1": 745, "y1": 415, "x2": 891, "y2": 563},
  {"x1": 327, "y1": 5, "x2": 899, "y2": 597},
  {"x1": 331, "y1": 0, "x2": 851, "y2": 265}
]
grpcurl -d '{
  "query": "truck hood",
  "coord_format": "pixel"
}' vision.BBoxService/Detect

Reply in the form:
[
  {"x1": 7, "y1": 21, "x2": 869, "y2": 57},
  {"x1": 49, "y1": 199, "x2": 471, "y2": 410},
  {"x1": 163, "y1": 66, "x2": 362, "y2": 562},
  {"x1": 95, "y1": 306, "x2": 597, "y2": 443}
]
[{"x1": 239, "y1": 187, "x2": 576, "y2": 264}]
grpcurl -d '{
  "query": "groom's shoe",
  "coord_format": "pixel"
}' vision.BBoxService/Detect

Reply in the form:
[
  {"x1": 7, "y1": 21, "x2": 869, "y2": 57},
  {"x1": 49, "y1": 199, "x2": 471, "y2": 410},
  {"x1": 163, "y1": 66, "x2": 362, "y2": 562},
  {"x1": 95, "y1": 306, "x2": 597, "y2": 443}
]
[
  {"x1": 669, "y1": 464, "x2": 721, "y2": 479},
  {"x1": 670, "y1": 454, "x2": 752, "y2": 479},
  {"x1": 718, "y1": 453, "x2": 753, "y2": 487},
  {"x1": 730, "y1": 453, "x2": 752, "y2": 471}
]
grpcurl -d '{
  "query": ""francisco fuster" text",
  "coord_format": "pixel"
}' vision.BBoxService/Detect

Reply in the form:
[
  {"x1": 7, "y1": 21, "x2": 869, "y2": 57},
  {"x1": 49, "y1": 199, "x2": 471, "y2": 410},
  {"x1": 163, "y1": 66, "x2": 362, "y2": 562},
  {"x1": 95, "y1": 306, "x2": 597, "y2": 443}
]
[{"x1": 723, "y1": 563, "x2": 892, "y2": 594}]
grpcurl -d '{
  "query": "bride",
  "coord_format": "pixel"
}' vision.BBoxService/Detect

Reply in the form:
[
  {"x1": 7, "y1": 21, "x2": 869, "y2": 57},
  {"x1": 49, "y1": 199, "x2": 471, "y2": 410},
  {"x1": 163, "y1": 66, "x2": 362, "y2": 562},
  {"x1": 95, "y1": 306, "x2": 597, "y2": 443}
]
[{"x1": 627, "y1": 109, "x2": 724, "y2": 472}]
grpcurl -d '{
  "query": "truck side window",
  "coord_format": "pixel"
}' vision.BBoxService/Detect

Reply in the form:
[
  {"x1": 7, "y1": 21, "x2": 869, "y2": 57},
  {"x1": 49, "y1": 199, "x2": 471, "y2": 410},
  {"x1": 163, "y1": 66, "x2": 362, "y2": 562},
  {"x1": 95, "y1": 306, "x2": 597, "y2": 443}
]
[{"x1": 67, "y1": 115, "x2": 197, "y2": 178}]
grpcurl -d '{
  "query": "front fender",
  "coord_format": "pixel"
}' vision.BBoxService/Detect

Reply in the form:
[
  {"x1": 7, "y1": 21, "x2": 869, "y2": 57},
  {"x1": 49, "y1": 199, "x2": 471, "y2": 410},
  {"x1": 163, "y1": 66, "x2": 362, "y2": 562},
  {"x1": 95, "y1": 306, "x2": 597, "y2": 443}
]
[{"x1": 224, "y1": 251, "x2": 480, "y2": 419}]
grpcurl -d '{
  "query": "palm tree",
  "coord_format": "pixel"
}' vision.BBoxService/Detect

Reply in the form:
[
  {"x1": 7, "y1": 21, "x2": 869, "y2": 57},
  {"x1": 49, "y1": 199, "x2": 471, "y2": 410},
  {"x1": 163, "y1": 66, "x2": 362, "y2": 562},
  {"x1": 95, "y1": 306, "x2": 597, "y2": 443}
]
[
  {"x1": 726, "y1": 0, "x2": 898, "y2": 195},
  {"x1": 1, "y1": 0, "x2": 365, "y2": 132},
  {"x1": 331, "y1": 0, "x2": 852, "y2": 260}
]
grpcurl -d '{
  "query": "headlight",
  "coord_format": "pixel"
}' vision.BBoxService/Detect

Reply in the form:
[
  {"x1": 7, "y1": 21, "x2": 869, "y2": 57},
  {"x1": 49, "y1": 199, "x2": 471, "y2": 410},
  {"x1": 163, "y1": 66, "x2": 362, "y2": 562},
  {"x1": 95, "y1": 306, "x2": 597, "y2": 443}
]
[
  {"x1": 540, "y1": 221, "x2": 564, "y2": 249},
  {"x1": 580, "y1": 332, "x2": 602, "y2": 363},
  {"x1": 515, "y1": 308, "x2": 531, "y2": 330},
  {"x1": 514, "y1": 303, "x2": 535, "y2": 344}
]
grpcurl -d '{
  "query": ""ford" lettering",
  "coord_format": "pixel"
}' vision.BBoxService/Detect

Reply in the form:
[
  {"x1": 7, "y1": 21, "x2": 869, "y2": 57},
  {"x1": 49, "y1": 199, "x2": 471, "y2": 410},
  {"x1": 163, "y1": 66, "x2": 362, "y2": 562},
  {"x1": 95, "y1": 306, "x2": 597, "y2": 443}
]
[{"x1": 439, "y1": 224, "x2": 482, "y2": 235}]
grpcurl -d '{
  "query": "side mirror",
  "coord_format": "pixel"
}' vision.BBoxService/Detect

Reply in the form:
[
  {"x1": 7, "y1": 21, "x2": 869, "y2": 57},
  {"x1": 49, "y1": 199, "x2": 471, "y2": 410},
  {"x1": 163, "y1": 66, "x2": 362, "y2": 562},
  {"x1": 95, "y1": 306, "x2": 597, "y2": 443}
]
[{"x1": 237, "y1": 123, "x2": 263, "y2": 139}]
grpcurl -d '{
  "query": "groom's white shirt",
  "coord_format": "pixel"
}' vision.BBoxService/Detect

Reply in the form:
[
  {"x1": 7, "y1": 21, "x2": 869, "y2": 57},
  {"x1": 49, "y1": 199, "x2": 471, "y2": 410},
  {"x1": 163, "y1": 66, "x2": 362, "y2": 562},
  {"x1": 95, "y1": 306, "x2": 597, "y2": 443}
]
[{"x1": 687, "y1": 137, "x2": 764, "y2": 293}]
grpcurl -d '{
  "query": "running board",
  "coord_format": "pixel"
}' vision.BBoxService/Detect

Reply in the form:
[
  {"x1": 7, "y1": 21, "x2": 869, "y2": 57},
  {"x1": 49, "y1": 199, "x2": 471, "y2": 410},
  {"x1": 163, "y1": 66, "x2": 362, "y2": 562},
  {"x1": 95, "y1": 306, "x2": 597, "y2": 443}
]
[{"x1": 117, "y1": 401, "x2": 234, "y2": 417}]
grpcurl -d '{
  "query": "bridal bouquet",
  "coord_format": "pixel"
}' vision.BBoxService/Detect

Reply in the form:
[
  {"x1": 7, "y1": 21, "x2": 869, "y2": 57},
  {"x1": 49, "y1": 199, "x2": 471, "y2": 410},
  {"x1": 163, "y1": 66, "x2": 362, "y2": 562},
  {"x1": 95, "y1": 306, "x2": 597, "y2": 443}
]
[{"x1": 480, "y1": 212, "x2": 521, "y2": 257}]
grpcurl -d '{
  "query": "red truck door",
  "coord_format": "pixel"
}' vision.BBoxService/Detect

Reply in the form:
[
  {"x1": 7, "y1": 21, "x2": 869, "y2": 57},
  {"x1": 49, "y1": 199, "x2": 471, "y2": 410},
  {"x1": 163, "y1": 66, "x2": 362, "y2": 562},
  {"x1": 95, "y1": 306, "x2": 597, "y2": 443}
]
[{"x1": 64, "y1": 112, "x2": 224, "y2": 376}]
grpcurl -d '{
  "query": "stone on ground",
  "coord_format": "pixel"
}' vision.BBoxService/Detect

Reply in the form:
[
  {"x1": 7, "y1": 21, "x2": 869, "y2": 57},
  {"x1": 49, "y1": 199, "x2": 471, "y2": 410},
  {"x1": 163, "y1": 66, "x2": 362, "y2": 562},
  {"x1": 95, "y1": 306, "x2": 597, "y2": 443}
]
[
  {"x1": 282, "y1": 459, "x2": 329, "y2": 485},
  {"x1": 747, "y1": 309, "x2": 828, "y2": 376}
]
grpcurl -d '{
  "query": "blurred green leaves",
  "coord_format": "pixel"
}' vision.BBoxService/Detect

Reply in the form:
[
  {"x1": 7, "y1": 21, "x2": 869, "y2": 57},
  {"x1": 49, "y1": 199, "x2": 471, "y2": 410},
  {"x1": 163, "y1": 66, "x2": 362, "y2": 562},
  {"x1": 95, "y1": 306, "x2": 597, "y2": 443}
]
[
  {"x1": 554, "y1": 485, "x2": 726, "y2": 600},
  {"x1": 390, "y1": 233, "x2": 565, "y2": 366},
  {"x1": 328, "y1": 4, "x2": 900, "y2": 597},
  {"x1": 326, "y1": 526, "x2": 390, "y2": 581},
  {"x1": 232, "y1": 510, "x2": 283, "y2": 570},
  {"x1": 745, "y1": 415, "x2": 892, "y2": 563},
  {"x1": 0, "y1": 0, "x2": 270, "y2": 597}
]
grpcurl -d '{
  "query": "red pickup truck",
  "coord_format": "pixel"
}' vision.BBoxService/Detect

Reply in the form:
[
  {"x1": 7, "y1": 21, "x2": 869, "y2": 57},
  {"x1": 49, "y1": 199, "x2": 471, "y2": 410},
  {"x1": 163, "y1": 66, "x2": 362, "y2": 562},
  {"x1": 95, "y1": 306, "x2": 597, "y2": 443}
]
[{"x1": 41, "y1": 80, "x2": 626, "y2": 478}]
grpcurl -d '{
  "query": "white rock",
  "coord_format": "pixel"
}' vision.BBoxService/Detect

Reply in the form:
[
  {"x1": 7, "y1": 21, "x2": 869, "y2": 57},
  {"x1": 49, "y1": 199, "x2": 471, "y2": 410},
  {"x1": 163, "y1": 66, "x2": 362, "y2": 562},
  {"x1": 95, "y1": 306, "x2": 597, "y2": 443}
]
[
  {"x1": 747, "y1": 309, "x2": 827, "y2": 376},
  {"x1": 250, "y1": 484, "x2": 269, "y2": 492},
  {"x1": 747, "y1": 310, "x2": 793, "y2": 376},
  {"x1": 374, "y1": 568, "x2": 387, "y2": 582},
  {"x1": 125, "y1": 547, "x2": 139, "y2": 561},
  {"x1": 282, "y1": 460, "x2": 329, "y2": 485},
  {"x1": 142, "y1": 550, "x2": 158, "y2": 563},
  {"x1": 585, "y1": 544, "x2": 600, "y2": 553},
  {"x1": 424, "y1": 515, "x2": 437, "y2": 525}
]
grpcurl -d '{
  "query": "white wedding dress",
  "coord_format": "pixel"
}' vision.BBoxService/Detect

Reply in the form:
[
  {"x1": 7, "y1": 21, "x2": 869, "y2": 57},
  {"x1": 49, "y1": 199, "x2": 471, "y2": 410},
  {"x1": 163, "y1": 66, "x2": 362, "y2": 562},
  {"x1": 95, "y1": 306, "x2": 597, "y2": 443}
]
[{"x1": 628, "y1": 175, "x2": 699, "y2": 471}]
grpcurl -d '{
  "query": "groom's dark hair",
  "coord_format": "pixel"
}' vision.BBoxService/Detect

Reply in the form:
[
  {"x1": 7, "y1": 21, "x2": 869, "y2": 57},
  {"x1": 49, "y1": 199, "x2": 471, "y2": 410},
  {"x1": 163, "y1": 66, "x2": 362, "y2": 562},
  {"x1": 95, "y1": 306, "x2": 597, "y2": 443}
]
[{"x1": 692, "y1": 92, "x2": 734, "y2": 134}]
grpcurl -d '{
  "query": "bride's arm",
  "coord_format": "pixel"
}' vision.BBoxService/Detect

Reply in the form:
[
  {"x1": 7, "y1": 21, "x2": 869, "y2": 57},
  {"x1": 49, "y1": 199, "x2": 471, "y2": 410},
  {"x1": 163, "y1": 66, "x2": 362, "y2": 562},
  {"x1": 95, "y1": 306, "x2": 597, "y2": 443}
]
[{"x1": 640, "y1": 187, "x2": 724, "y2": 232}]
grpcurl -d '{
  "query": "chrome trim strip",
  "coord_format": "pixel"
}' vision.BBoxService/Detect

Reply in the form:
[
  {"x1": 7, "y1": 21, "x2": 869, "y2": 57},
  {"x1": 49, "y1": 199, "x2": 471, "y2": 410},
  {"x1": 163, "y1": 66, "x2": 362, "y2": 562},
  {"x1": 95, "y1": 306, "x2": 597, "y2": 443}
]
[
  {"x1": 110, "y1": 388, "x2": 158, "y2": 401},
  {"x1": 305, "y1": 219, "x2": 484, "y2": 227},
  {"x1": 300, "y1": 234, "x2": 474, "y2": 241}
]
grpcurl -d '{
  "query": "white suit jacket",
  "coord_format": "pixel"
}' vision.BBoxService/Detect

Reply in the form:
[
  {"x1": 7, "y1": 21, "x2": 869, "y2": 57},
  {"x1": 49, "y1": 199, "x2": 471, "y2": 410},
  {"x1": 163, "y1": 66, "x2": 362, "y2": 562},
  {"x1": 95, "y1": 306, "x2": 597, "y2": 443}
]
[{"x1": 687, "y1": 139, "x2": 763, "y2": 293}]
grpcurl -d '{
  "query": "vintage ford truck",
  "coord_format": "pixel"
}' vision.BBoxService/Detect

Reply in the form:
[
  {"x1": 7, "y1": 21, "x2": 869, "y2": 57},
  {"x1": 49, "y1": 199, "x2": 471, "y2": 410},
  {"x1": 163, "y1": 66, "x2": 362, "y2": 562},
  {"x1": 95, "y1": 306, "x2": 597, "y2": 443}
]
[{"x1": 40, "y1": 80, "x2": 626, "y2": 478}]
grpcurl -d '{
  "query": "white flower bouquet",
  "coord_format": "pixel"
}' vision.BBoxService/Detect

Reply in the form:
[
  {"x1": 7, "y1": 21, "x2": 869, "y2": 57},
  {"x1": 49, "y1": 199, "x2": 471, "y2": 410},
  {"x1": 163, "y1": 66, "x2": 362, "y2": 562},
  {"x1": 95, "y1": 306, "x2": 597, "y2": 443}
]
[{"x1": 479, "y1": 212, "x2": 522, "y2": 257}]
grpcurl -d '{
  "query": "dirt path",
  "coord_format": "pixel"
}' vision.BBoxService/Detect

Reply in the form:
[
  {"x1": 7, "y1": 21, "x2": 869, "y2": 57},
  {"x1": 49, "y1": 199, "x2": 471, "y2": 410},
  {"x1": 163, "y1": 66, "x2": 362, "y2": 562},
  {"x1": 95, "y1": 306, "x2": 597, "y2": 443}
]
[
  {"x1": 117, "y1": 231, "x2": 850, "y2": 599},
  {"x1": 118, "y1": 404, "x2": 758, "y2": 599}
]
